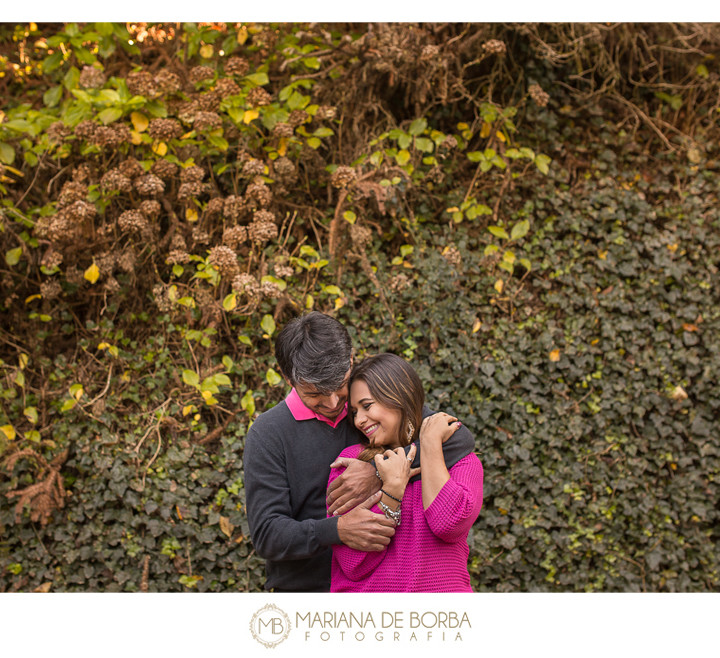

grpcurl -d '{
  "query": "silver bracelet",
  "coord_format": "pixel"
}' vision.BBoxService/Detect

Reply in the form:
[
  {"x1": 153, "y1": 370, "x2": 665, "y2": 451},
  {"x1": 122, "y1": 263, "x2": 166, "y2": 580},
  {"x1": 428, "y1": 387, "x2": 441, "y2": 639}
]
[{"x1": 378, "y1": 500, "x2": 401, "y2": 527}]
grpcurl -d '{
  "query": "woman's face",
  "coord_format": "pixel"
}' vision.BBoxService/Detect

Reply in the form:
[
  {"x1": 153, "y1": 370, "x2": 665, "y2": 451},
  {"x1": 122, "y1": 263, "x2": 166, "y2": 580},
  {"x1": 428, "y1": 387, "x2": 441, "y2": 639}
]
[{"x1": 349, "y1": 379, "x2": 403, "y2": 449}]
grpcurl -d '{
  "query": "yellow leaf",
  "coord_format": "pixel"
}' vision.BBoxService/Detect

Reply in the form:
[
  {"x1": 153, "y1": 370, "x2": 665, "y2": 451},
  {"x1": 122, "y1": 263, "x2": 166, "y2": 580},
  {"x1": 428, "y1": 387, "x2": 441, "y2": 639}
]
[
  {"x1": 237, "y1": 26, "x2": 248, "y2": 45},
  {"x1": 152, "y1": 141, "x2": 168, "y2": 156},
  {"x1": 667, "y1": 243, "x2": 678, "y2": 253},
  {"x1": 334, "y1": 297, "x2": 345, "y2": 310},
  {"x1": 670, "y1": 386, "x2": 688, "y2": 401},
  {"x1": 25, "y1": 294, "x2": 42, "y2": 304},
  {"x1": 182, "y1": 404, "x2": 196, "y2": 416},
  {"x1": 549, "y1": 349, "x2": 561, "y2": 362},
  {"x1": 598, "y1": 250, "x2": 608, "y2": 260},
  {"x1": 472, "y1": 318, "x2": 482, "y2": 333},
  {"x1": 494, "y1": 279, "x2": 504, "y2": 294},
  {"x1": 1, "y1": 425, "x2": 16, "y2": 441},
  {"x1": 277, "y1": 137, "x2": 287, "y2": 156},
  {"x1": 84, "y1": 263, "x2": 100, "y2": 284},
  {"x1": 121, "y1": 370, "x2": 131, "y2": 382},
  {"x1": 201, "y1": 390, "x2": 218, "y2": 405},
  {"x1": 130, "y1": 111, "x2": 149, "y2": 132},
  {"x1": 98, "y1": 342, "x2": 110, "y2": 350},
  {"x1": 446, "y1": 207, "x2": 459, "y2": 213},
  {"x1": 243, "y1": 109, "x2": 259, "y2": 124},
  {"x1": 219, "y1": 516, "x2": 235, "y2": 537},
  {"x1": 223, "y1": 293, "x2": 237, "y2": 311},
  {"x1": 496, "y1": 131, "x2": 506, "y2": 142},
  {"x1": 130, "y1": 130, "x2": 143, "y2": 145},
  {"x1": 480, "y1": 122, "x2": 491, "y2": 138},
  {"x1": 200, "y1": 44, "x2": 214, "y2": 59},
  {"x1": 34, "y1": 583, "x2": 52, "y2": 593},
  {"x1": 186, "y1": 207, "x2": 198, "y2": 222}
]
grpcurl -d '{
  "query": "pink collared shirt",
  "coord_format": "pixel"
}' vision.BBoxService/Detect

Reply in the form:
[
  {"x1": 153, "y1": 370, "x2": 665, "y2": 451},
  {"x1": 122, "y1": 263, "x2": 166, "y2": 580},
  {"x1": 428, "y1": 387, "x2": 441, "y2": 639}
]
[{"x1": 285, "y1": 388, "x2": 348, "y2": 428}]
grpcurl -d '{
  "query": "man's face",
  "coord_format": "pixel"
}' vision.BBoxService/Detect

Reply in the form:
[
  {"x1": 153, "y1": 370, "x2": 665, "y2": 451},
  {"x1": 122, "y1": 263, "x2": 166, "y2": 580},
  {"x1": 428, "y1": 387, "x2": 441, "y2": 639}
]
[{"x1": 293, "y1": 366, "x2": 352, "y2": 420}]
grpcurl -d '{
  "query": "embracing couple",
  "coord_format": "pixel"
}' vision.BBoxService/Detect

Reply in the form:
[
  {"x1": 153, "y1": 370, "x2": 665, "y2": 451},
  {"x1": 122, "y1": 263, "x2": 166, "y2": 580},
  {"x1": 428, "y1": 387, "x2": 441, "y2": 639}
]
[{"x1": 244, "y1": 312, "x2": 483, "y2": 592}]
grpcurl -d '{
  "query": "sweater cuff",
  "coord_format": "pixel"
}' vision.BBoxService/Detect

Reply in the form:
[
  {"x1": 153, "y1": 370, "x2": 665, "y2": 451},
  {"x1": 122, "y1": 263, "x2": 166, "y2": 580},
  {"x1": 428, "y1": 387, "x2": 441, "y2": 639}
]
[{"x1": 316, "y1": 515, "x2": 341, "y2": 546}]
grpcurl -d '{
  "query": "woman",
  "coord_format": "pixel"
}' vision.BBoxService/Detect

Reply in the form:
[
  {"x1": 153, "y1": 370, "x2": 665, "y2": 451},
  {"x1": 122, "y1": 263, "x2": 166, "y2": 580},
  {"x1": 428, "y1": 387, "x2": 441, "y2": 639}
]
[{"x1": 327, "y1": 353, "x2": 483, "y2": 592}]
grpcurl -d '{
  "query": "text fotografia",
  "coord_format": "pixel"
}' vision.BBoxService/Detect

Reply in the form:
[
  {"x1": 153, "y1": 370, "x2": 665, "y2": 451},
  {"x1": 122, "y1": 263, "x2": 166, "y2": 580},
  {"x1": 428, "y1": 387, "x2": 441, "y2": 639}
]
[{"x1": 296, "y1": 610, "x2": 471, "y2": 643}]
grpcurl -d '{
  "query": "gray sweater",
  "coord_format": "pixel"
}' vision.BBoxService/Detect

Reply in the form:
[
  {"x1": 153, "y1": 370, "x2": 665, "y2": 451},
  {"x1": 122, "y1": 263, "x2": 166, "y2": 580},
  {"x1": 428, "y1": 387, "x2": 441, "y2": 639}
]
[{"x1": 243, "y1": 400, "x2": 476, "y2": 592}]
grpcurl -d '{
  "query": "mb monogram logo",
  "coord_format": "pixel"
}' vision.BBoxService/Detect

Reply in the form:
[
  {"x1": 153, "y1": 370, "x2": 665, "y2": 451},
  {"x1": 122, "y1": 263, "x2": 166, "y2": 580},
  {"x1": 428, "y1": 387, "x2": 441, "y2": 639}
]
[{"x1": 250, "y1": 603, "x2": 292, "y2": 648}]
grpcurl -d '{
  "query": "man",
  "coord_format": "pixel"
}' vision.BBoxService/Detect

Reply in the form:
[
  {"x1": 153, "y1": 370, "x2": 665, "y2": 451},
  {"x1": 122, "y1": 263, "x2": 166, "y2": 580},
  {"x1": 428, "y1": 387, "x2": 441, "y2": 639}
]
[{"x1": 243, "y1": 311, "x2": 475, "y2": 592}]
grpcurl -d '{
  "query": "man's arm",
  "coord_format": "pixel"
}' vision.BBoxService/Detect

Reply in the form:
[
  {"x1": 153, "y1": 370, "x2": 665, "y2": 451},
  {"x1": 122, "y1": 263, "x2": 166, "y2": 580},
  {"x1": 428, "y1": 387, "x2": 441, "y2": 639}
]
[
  {"x1": 245, "y1": 420, "x2": 395, "y2": 558},
  {"x1": 244, "y1": 421, "x2": 339, "y2": 561}
]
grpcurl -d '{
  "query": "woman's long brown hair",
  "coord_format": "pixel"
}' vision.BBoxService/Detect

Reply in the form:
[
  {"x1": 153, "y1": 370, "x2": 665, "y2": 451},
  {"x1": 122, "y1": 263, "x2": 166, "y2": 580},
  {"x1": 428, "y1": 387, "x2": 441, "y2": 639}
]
[{"x1": 349, "y1": 353, "x2": 425, "y2": 462}]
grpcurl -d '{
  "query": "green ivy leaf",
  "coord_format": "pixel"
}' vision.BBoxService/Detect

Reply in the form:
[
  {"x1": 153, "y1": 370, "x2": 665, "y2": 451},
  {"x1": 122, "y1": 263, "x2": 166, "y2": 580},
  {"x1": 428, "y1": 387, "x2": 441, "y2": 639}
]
[
  {"x1": 535, "y1": 154, "x2": 551, "y2": 175},
  {"x1": 488, "y1": 226, "x2": 510, "y2": 240},
  {"x1": 182, "y1": 370, "x2": 200, "y2": 388},
  {"x1": 98, "y1": 107, "x2": 123, "y2": 125},
  {"x1": 511, "y1": 219, "x2": 530, "y2": 241},
  {"x1": 5, "y1": 247, "x2": 22, "y2": 266},
  {"x1": 408, "y1": 118, "x2": 427, "y2": 136},
  {"x1": 266, "y1": 368, "x2": 282, "y2": 386},
  {"x1": 261, "y1": 314, "x2": 276, "y2": 336}
]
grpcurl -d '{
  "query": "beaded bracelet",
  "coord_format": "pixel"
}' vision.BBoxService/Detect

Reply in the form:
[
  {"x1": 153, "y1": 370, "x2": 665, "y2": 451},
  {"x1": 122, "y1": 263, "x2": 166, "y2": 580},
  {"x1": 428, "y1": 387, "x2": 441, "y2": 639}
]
[{"x1": 381, "y1": 489, "x2": 402, "y2": 504}]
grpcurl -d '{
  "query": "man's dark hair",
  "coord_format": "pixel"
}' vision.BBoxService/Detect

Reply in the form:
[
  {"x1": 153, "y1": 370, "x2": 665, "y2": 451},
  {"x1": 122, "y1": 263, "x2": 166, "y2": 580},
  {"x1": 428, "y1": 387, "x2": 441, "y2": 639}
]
[{"x1": 275, "y1": 312, "x2": 353, "y2": 391}]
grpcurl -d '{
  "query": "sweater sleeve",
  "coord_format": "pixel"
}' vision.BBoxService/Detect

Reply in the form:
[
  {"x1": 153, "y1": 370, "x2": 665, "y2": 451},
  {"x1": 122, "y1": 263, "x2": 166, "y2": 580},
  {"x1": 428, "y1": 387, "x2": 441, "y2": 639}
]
[
  {"x1": 424, "y1": 453, "x2": 483, "y2": 543},
  {"x1": 407, "y1": 407, "x2": 476, "y2": 483},
  {"x1": 328, "y1": 448, "x2": 390, "y2": 581},
  {"x1": 244, "y1": 418, "x2": 340, "y2": 561}
]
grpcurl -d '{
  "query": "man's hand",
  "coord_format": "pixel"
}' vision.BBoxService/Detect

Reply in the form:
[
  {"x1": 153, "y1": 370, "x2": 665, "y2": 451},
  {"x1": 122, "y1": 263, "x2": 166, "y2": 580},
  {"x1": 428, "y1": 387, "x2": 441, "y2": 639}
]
[
  {"x1": 337, "y1": 492, "x2": 396, "y2": 551},
  {"x1": 327, "y1": 458, "x2": 380, "y2": 516}
]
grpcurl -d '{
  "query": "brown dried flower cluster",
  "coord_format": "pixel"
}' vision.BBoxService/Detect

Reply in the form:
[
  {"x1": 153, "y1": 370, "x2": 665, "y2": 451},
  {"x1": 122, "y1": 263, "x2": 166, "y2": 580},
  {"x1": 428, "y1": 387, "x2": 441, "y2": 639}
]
[
  {"x1": 482, "y1": 39, "x2": 507, "y2": 55},
  {"x1": 40, "y1": 280, "x2": 63, "y2": 300},
  {"x1": 181, "y1": 166, "x2": 206, "y2": 183},
  {"x1": 126, "y1": 71, "x2": 157, "y2": 97},
  {"x1": 331, "y1": 166, "x2": 357, "y2": 189},
  {"x1": 248, "y1": 210, "x2": 278, "y2": 244},
  {"x1": 315, "y1": 105, "x2": 337, "y2": 120},
  {"x1": 119, "y1": 210, "x2": 152, "y2": 240},
  {"x1": 225, "y1": 56, "x2": 250, "y2": 76},
  {"x1": 92, "y1": 124, "x2": 131, "y2": 148},
  {"x1": 350, "y1": 223, "x2": 372, "y2": 249},
  {"x1": 273, "y1": 122, "x2": 294, "y2": 138},
  {"x1": 193, "y1": 111, "x2": 222, "y2": 132},
  {"x1": 100, "y1": 168, "x2": 133, "y2": 193},
  {"x1": 273, "y1": 156, "x2": 297, "y2": 184},
  {"x1": 245, "y1": 179, "x2": 272, "y2": 209},
  {"x1": 442, "y1": 244, "x2": 462, "y2": 268},
  {"x1": 246, "y1": 87, "x2": 272, "y2": 107},
  {"x1": 150, "y1": 159, "x2": 180, "y2": 180},
  {"x1": 79, "y1": 65, "x2": 107, "y2": 89},
  {"x1": 154, "y1": 69, "x2": 182, "y2": 94},
  {"x1": 58, "y1": 181, "x2": 88, "y2": 207},
  {"x1": 208, "y1": 245, "x2": 240, "y2": 278},
  {"x1": 242, "y1": 158, "x2": 266, "y2": 177},
  {"x1": 231, "y1": 273, "x2": 260, "y2": 298},
  {"x1": 134, "y1": 174, "x2": 165, "y2": 196},
  {"x1": 223, "y1": 195, "x2": 246, "y2": 221},
  {"x1": 47, "y1": 121, "x2": 71, "y2": 143},
  {"x1": 140, "y1": 199, "x2": 161, "y2": 220},
  {"x1": 528, "y1": 84, "x2": 550, "y2": 108},
  {"x1": 119, "y1": 158, "x2": 145, "y2": 179},
  {"x1": 288, "y1": 109, "x2": 309, "y2": 127},
  {"x1": 214, "y1": 78, "x2": 241, "y2": 98},
  {"x1": 222, "y1": 225, "x2": 248, "y2": 249},
  {"x1": 388, "y1": 273, "x2": 411, "y2": 293},
  {"x1": 148, "y1": 118, "x2": 183, "y2": 141},
  {"x1": 190, "y1": 65, "x2": 215, "y2": 84},
  {"x1": 205, "y1": 197, "x2": 225, "y2": 218}
]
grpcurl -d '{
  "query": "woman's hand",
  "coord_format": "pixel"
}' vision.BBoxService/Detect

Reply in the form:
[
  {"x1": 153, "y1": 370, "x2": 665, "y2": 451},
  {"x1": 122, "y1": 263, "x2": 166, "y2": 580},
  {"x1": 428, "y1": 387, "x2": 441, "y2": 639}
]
[
  {"x1": 375, "y1": 443, "x2": 416, "y2": 499},
  {"x1": 419, "y1": 412, "x2": 461, "y2": 447}
]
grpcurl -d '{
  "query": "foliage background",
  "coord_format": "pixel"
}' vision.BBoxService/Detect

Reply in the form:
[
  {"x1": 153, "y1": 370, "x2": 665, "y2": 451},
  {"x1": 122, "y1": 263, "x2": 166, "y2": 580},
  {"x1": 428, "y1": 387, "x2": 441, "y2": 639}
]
[{"x1": 1, "y1": 22, "x2": 718, "y2": 592}]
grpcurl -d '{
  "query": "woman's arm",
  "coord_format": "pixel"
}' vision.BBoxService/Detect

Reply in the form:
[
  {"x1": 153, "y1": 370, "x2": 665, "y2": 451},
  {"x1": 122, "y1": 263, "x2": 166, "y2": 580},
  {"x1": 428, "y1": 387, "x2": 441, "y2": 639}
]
[{"x1": 419, "y1": 413, "x2": 484, "y2": 542}]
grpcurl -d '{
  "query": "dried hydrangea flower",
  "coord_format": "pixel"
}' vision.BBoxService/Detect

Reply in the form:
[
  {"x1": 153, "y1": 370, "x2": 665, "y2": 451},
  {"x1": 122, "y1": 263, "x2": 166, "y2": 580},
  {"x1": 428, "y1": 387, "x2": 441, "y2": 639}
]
[{"x1": 331, "y1": 166, "x2": 357, "y2": 189}]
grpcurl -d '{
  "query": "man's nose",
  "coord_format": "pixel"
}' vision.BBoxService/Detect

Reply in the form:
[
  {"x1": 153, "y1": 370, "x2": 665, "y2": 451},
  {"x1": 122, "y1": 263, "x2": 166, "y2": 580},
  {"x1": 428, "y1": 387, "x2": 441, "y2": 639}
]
[{"x1": 325, "y1": 393, "x2": 340, "y2": 408}]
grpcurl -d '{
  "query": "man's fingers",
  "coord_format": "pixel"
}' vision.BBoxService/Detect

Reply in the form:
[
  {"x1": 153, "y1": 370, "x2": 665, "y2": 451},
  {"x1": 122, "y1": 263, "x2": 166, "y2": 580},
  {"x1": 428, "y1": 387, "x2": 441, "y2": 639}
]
[
  {"x1": 330, "y1": 457, "x2": 354, "y2": 469},
  {"x1": 408, "y1": 466, "x2": 421, "y2": 478},
  {"x1": 358, "y1": 490, "x2": 382, "y2": 509}
]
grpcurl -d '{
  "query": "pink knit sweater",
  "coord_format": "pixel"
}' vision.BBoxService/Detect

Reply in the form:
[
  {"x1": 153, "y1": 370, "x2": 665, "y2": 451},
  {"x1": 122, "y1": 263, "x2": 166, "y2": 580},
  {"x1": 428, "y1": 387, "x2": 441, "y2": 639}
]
[{"x1": 328, "y1": 445, "x2": 483, "y2": 592}]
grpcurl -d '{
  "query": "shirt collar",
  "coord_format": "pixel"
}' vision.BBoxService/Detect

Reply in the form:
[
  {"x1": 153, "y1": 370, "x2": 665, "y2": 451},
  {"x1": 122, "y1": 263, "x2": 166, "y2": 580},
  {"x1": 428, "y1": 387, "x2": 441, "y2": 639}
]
[{"x1": 286, "y1": 388, "x2": 348, "y2": 428}]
